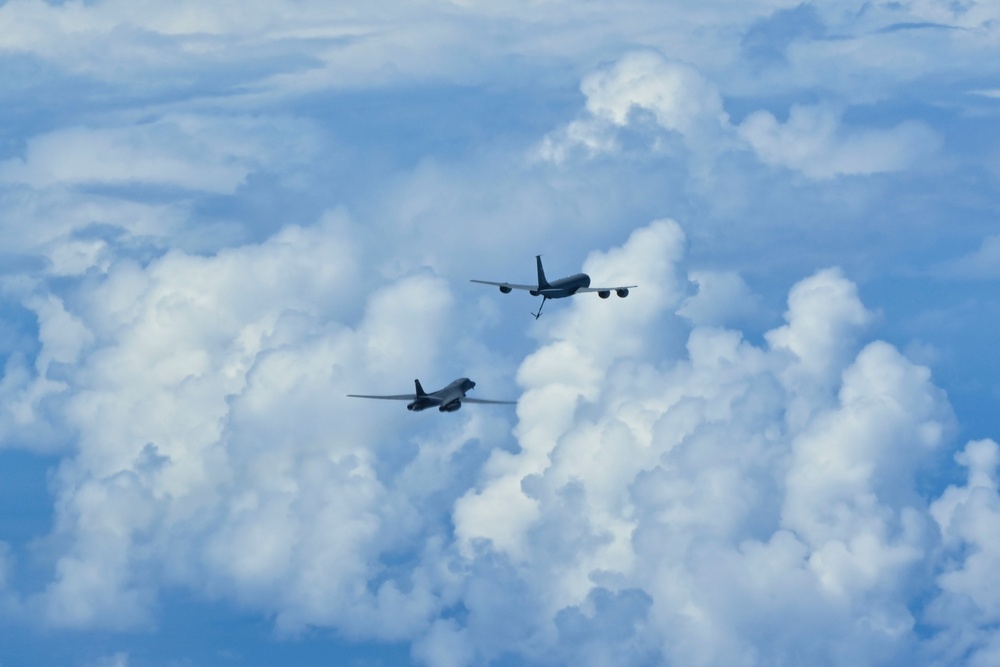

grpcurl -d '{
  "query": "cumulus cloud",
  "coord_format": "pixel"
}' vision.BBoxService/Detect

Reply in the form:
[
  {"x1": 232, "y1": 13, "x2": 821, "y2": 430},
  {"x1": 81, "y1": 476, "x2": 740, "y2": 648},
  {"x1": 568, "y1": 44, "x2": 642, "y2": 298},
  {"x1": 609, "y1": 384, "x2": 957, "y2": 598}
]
[
  {"x1": 452, "y1": 219, "x2": 966, "y2": 666},
  {"x1": 3, "y1": 212, "x2": 1000, "y2": 665},
  {"x1": 535, "y1": 51, "x2": 730, "y2": 163},
  {"x1": 13, "y1": 212, "x2": 413, "y2": 629},
  {"x1": 678, "y1": 270, "x2": 763, "y2": 328},
  {"x1": 2, "y1": 1, "x2": 1000, "y2": 664},
  {"x1": 10, "y1": 203, "x2": 528, "y2": 641},
  {"x1": 0, "y1": 293, "x2": 93, "y2": 453},
  {"x1": 765, "y1": 267, "x2": 872, "y2": 391},
  {"x1": 24, "y1": 214, "x2": 372, "y2": 626},
  {"x1": 537, "y1": 51, "x2": 941, "y2": 181},
  {"x1": 579, "y1": 52, "x2": 726, "y2": 133},
  {"x1": 927, "y1": 439, "x2": 1000, "y2": 665}
]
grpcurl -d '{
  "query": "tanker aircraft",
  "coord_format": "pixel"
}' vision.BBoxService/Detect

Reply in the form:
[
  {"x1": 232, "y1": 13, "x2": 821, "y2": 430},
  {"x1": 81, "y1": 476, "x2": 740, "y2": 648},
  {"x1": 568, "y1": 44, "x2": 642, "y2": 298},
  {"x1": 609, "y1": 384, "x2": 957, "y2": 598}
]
[{"x1": 471, "y1": 255, "x2": 637, "y2": 319}]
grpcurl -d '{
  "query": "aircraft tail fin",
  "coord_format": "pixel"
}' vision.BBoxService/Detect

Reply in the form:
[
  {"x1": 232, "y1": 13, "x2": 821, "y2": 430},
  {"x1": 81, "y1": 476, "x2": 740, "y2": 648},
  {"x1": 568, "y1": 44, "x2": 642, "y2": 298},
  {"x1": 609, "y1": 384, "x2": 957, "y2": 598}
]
[
  {"x1": 414, "y1": 379, "x2": 427, "y2": 397},
  {"x1": 535, "y1": 255, "x2": 550, "y2": 289}
]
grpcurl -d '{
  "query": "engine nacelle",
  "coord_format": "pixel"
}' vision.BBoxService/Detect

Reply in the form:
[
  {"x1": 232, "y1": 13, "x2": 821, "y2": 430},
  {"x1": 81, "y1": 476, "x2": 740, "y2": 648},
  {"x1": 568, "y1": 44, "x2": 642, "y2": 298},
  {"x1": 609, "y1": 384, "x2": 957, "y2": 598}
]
[
  {"x1": 616, "y1": 288, "x2": 629, "y2": 298},
  {"x1": 407, "y1": 402, "x2": 424, "y2": 411},
  {"x1": 529, "y1": 289, "x2": 539, "y2": 296},
  {"x1": 439, "y1": 401, "x2": 462, "y2": 412},
  {"x1": 499, "y1": 285, "x2": 512, "y2": 294},
  {"x1": 598, "y1": 290, "x2": 611, "y2": 299}
]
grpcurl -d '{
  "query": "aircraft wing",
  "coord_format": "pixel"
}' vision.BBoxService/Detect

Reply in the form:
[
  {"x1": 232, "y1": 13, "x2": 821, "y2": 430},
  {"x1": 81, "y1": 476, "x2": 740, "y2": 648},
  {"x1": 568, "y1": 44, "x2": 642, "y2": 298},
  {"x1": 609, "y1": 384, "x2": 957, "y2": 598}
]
[
  {"x1": 347, "y1": 393, "x2": 417, "y2": 400},
  {"x1": 576, "y1": 285, "x2": 638, "y2": 292},
  {"x1": 470, "y1": 279, "x2": 537, "y2": 291},
  {"x1": 461, "y1": 397, "x2": 517, "y2": 404}
]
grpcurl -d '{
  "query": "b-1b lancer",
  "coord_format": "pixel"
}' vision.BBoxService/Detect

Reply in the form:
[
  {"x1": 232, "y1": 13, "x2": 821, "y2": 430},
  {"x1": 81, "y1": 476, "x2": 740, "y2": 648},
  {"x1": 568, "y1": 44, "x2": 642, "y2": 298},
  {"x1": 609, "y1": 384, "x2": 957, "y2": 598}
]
[
  {"x1": 347, "y1": 378, "x2": 516, "y2": 412},
  {"x1": 471, "y1": 255, "x2": 637, "y2": 319}
]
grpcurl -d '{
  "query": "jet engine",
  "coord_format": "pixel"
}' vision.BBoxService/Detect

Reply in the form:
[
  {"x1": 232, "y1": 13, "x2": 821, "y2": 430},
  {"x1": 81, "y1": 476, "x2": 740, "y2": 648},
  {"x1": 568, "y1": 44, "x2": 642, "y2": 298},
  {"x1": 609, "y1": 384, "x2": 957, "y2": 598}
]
[
  {"x1": 499, "y1": 285, "x2": 512, "y2": 294},
  {"x1": 598, "y1": 290, "x2": 610, "y2": 299},
  {"x1": 616, "y1": 288, "x2": 630, "y2": 298},
  {"x1": 439, "y1": 401, "x2": 462, "y2": 412},
  {"x1": 407, "y1": 402, "x2": 424, "y2": 411}
]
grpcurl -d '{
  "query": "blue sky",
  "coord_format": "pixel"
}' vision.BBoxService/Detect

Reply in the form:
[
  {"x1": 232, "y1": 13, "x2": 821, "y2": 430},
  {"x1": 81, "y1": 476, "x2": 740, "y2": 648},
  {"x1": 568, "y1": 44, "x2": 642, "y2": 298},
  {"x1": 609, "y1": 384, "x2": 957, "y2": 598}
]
[{"x1": 1, "y1": 1, "x2": 1000, "y2": 665}]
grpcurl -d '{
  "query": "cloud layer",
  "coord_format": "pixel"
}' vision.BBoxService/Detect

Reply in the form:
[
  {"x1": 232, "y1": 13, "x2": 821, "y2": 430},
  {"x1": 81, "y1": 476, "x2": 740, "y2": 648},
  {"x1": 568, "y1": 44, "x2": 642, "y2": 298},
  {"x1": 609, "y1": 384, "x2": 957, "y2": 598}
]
[
  {"x1": 2, "y1": 214, "x2": 997, "y2": 666},
  {"x1": 2, "y1": 1, "x2": 1000, "y2": 666}
]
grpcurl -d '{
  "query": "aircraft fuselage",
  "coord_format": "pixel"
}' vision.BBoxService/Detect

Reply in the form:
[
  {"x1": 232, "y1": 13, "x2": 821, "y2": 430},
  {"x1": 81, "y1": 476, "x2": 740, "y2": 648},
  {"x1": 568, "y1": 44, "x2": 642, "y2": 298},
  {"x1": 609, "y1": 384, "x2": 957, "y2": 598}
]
[
  {"x1": 530, "y1": 273, "x2": 591, "y2": 298},
  {"x1": 408, "y1": 377, "x2": 476, "y2": 412}
]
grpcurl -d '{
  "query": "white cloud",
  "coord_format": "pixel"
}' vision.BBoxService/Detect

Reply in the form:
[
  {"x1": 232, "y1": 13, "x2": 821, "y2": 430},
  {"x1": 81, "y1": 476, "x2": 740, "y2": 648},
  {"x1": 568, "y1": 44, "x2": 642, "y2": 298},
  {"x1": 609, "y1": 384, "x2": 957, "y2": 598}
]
[
  {"x1": 748, "y1": 3, "x2": 1000, "y2": 104},
  {"x1": 678, "y1": 270, "x2": 762, "y2": 327},
  {"x1": 580, "y1": 51, "x2": 728, "y2": 134},
  {"x1": 38, "y1": 471, "x2": 160, "y2": 629},
  {"x1": 0, "y1": 294, "x2": 93, "y2": 453},
  {"x1": 2, "y1": 210, "x2": 998, "y2": 665},
  {"x1": 936, "y1": 466, "x2": 1000, "y2": 607},
  {"x1": 738, "y1": 104, "x2": 941, "y2": 179},
  {"x1": 0, "y1": 188, "x2": 191, "y2": 272},
  {"x1": 845, "y1": 0, "x2": 1000, "y2": 33},
  {"x1": 0, "y1": 115, "x2": 318, "y2": 193},
  {"x1": 21, "y1": 212, "x2": 405, "y2": 629},
  {"x1": 454, "y1": 220, "x2": 688, "y2": 564},
  {"x1": 536, "y1": 52, "x2": 730, "y2": 163},
  {"x1": 453, "y1": 220, "x2": 961, "y2": 666},
  {"x1": 765, "y1": 267, "x2": 873, "y2": 393},
  {"x1": 15, "y1": 201, "x2": 542, "y2": 642},
  {"x1": 781, "y1": 340, "x2": 949, "y2": 615},
  {"x1": 2, "y1": 0, "x2": 1000, "y2": 663},
  {"x1": 928, "y1": 438, "x2": 1000, "y2": 665},
  {"x1": 537, "y1": 51, "x2": 942, "y2": 181},
  {"x1": 0, "y1": 0, "x2": 318, "y2": 58},
  {"x1": 1, "y1": 0, "x2": 996, "y2": 109}
]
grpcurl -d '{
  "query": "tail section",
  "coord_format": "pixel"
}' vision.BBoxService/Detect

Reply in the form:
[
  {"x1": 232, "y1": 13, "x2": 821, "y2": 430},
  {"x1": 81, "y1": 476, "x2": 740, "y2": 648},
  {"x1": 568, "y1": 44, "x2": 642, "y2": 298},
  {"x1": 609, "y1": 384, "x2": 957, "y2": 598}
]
[
  {"x1": 535, "y1": 255, "x2": 550, "y2": 289},
  {"x1": 414, "y1": 379, "x2": 427, "y2": 397}
]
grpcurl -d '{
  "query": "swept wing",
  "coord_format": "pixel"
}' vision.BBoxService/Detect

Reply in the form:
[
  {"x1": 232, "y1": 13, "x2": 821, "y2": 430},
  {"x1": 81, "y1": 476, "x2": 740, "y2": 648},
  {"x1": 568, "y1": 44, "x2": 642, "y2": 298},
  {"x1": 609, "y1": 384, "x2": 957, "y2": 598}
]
[
  {"x1": 469, "y1": 280, "x2": 537, "y2": 291},
  {"x1": 346, "y1": 393, "x2": 418, "y2": 400},
  {"x1": 576, "y1": 285, "x2": 638, "y2": 293}
]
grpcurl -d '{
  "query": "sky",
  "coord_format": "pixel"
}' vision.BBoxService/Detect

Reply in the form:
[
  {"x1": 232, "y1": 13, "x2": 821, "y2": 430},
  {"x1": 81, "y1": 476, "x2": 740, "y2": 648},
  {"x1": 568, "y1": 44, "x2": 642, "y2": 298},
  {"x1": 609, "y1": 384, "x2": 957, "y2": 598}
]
[{"x1": 1, "y1": 1, "x2": 1000, "y2": 665}]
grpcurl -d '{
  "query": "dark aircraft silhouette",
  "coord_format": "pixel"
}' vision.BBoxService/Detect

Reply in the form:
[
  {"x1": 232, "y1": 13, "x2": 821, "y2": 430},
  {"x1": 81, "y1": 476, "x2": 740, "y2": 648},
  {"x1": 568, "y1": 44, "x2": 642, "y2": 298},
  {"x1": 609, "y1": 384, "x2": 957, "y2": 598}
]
[
  {"x1": 471, "y1": 255, "x2": 637, "y2": 319},
  {"x1": 347, "y1": 377, "x2": 516, "y2": 412}
]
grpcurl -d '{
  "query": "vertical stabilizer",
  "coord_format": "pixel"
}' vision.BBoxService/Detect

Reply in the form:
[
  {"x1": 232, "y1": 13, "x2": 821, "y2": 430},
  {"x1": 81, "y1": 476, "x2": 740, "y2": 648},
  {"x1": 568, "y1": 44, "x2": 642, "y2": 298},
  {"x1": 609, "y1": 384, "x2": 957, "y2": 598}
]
[
  {"x1": 535, "y1": 255, "x2": 550, "y2": 289},
  {"x1": 414, "y1": 379, "x2": 427, "y2": 397}
]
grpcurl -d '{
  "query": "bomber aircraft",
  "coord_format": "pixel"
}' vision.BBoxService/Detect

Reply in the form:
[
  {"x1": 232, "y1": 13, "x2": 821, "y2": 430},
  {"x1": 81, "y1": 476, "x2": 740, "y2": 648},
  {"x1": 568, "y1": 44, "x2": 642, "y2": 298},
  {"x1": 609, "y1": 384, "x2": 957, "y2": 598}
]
[
  {"x1": 471, "y1": 255, "x2": 637, "y2": 319},
  {"x1": 347, "y1": 377, "x2": 515, "y2": 412}
]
